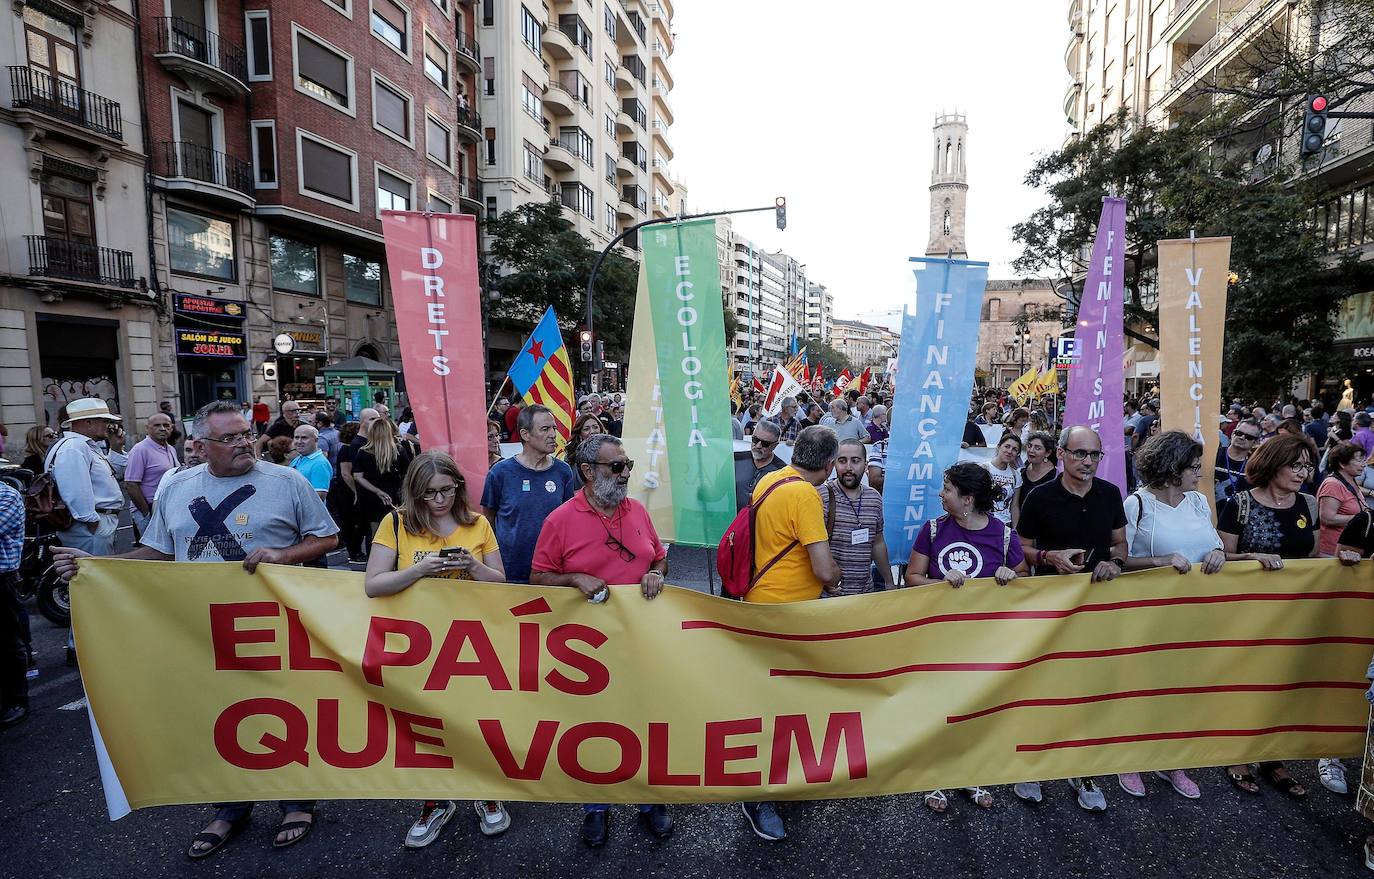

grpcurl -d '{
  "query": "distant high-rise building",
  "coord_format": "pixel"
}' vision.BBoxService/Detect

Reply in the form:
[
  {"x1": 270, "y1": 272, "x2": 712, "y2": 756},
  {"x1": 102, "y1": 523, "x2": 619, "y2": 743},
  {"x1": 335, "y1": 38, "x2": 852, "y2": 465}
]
[{"x1": 806, "y1": 283, "x2": 834, "y2": 343}]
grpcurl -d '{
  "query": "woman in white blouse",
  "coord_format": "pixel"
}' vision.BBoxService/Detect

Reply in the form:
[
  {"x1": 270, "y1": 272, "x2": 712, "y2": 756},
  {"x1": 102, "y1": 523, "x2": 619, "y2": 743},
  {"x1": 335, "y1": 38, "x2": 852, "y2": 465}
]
[{"x1": 1120, "y1": 430, "x2": 1228, "y2": 801}]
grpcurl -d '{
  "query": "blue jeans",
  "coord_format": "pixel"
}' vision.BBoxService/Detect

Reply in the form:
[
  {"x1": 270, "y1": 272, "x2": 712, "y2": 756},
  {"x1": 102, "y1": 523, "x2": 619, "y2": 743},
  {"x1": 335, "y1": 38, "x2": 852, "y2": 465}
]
[
  {"x1": 583, "y1": 803, "x2": 653, "y2": 813},
  {"x1": 214, "y1": 801, "x2": 316, "y2": 823}
]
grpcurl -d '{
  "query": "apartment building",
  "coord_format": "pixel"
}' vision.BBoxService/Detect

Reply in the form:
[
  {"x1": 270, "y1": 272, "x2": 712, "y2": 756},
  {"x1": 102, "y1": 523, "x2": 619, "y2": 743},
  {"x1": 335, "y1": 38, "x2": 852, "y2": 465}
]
[
  {"x1": 476, "y1": 0, "x2": 674, "y2": 251},
  {"x1": 806, "y1": 282, "x2": 833, "y2": 343},
  {"x1": 830, "y1": 318, "x2": 896, "y2": 373}
]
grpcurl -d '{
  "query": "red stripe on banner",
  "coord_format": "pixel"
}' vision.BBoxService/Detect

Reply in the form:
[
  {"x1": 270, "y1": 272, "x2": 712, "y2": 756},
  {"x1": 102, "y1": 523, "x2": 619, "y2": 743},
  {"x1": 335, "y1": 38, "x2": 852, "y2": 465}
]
[
  {"x1": 946, "y1": 680, "x2": 1369, "y2": 724},
  {"x1": 680, "y1": 591, "x2": 1374, "y2": 642},
  {"x1": 1016, "y1": 724, "x2": 1367, "y2": 753},
  {"x1": 768, "y1": 636, "x2": 1374, "y2": 680},
  {"x1": 547, "y1": 350, "x2": 572, "y2": 384},
  {"x1": 537, "y1": 371, "x2": 571, "y2": 415}
]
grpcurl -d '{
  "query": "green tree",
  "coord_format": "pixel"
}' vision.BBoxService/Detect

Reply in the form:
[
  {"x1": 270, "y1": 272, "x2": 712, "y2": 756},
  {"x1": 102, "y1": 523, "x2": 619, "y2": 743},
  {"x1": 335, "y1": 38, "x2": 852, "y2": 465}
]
[
  {"x1": 804, "y1": 337, "x2": 853, "y2": 378},
  {"x1": 1012, "y1": 111, "x2": 1370, "y2": 401},
  {"x1": 481, "y1": 201, "x2": 637, "y2": 372}
]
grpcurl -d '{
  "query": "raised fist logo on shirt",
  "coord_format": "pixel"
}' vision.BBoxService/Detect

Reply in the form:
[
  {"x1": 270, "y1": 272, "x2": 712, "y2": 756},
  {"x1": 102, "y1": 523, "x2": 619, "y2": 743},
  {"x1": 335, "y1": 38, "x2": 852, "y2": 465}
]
[{"x1": 937, "y1": 541, "x2": 983, "y2": 578}]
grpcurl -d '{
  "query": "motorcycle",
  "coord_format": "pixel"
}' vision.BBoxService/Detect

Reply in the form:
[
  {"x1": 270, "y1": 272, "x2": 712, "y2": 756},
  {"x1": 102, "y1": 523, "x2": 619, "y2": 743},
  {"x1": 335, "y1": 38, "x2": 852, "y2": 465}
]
[{"x1": 0, "y1": 469, "x2": 70, "y2": 626}]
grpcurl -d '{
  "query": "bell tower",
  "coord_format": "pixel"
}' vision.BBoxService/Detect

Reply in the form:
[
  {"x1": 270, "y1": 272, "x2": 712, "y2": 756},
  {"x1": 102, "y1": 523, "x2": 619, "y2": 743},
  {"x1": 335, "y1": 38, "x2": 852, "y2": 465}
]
[{"x1": 926, "y1": 113, "x2": 968, "y2": 258}]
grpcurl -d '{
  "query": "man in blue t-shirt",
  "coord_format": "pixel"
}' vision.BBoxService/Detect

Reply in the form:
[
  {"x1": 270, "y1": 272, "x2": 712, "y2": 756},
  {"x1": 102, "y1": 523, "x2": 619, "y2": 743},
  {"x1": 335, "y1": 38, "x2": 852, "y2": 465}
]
[{"x1": 481, "y1": 404, "x2": 574, "y2": 582}]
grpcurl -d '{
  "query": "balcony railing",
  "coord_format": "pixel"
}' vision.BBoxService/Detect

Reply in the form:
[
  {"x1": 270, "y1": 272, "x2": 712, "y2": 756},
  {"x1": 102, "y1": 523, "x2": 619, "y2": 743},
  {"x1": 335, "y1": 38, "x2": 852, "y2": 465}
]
[
  {"x1": 8, "y1": 67, "x2": 122, "y2": 140},
  {"x1": 26, "y1": 236, "x2": 137, "y2": 288},
  {"x1": 456, "y1": 32, "x2": 481, "y2": 64},
  {"x1": 456, "y1": 105, "x2": 482, "y2": 132},
  {"x1": 458, "y1": 175, "x2": 480, "y2": 200},
  {"x1": 1163, "y1": 0, "x2": 1283, "y2": 98},
  {"x1": 154, "y1": 17, "x2": 248, "y2": 87},
  {"x1": 621, "y1": 55, "x2": 646, "y2": 85},
  {"x1": 160, "y1": 141, "x2": 253, "y2": 195},
  {"x1": 620, "y1": 185, "x2": 646, "y2": 211}
]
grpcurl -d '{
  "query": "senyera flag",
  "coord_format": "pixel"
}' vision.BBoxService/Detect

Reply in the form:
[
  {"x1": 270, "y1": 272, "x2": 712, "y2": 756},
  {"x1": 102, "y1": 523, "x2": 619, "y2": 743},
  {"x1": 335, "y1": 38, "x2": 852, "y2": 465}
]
[
  {"x1": 381, "y1": 211, "x2": 486, "y2": 506},
  {"x1": 505, "y1": 306, "x2": 574, "y2": 444}
]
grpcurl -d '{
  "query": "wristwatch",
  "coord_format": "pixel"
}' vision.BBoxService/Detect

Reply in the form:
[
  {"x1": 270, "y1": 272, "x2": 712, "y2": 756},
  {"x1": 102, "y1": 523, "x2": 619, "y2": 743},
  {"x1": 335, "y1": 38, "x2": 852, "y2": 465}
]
[{"x1": 1109, "y1": 557, "x2": 1126, "y2": 569}]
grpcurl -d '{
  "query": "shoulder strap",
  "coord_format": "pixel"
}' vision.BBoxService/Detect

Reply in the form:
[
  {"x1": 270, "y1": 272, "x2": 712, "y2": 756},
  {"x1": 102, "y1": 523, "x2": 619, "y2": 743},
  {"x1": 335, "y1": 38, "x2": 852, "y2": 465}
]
[
  {"x1": 748, "y1": 475, "x2": 804, "y2": 587},
  {"x1": 825, "y1": 483, "x2": 836, "y2": 538},
  {"x1": 1001, "y1": 519, "x2": 1011, "y2": 566},
  {"x1": 750, "y1": 474, "x2": 802, "y2": 511},
  {"x1": 928, "y1": 514, "x2": 943, "y2": 543},
  {"x1": 1237, "y1": 488, "x2": 1251, "y2": 528},
  {"x1": 1130, "y1": 491, "x2": 1144, "y2": 521}
]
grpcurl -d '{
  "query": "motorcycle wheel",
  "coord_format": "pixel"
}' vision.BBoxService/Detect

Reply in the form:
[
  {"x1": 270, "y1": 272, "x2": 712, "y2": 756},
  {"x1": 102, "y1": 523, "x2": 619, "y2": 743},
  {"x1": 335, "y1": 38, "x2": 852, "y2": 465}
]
[{"x1": 36, "y1": 570, "x2": 70, "y2": 627}]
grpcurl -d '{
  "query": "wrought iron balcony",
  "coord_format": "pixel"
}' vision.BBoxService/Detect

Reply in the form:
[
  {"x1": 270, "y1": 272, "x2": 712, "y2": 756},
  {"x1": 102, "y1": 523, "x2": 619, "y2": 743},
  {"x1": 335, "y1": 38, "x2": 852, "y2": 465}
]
[
  {"x1": 456, "y1": 32, "x2": 481, "y2": 71},
  {"x1": 26, "y1": 236, "x2": 137, "y2": 289},
  {"x1": 8, "y1": 67, "x2": 122, "y2": 140},
  {"x1": 159, "y1": 141, "x2": 254, "y2": 197},
  {"x1": 153, "y1": 17, "x2": 249, "y2": 95}
]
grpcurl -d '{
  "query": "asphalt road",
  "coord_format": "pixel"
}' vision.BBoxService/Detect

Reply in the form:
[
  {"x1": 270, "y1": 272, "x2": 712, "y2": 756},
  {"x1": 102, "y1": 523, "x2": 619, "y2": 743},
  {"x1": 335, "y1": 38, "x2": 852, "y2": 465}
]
[{"x1": 2, "y1": 545, "x2": 1372, "y2": 878}]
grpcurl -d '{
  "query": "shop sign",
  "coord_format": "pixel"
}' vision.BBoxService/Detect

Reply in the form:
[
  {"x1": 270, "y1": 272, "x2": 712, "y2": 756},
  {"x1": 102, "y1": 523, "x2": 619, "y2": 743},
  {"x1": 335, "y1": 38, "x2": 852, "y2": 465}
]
[
  {"x1": 175, "y1": 294, "x2": 245, "y2": 320},
  {"x1": 176, "y1": 328, "x2": 246, "y2": 359},
  {"x1": 276, "y1": 328, "x2": 325, "y2": 352}
]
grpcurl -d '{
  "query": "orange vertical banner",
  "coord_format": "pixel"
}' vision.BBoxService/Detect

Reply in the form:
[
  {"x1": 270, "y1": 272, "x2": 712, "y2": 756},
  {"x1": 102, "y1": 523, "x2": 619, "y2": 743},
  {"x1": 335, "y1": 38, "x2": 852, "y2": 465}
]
[
  {"x1": 1157, "y1": 236, "x2": 1231, "y2": 508},
  {"x1": 381, "y1": 211, "x2": 488, "y2": 506}
]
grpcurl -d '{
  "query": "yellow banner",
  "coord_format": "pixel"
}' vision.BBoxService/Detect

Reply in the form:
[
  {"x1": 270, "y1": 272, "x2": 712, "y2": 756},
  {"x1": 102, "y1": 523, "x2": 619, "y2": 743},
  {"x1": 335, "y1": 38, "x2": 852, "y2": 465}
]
[
  {"x1": 1035, "y1": 364, "x2": 1060, "y2": 399},
  {"x1": 75, "y1": 559, "x2": 1372, "y2": 810},
  {"x1": 1158, "y1": 237, "x2": 1231, "y2": 509},
  {"x1": 1008, "y1": 364, "x2": 1039, "y2": 404},
  {"x1": 621, "y1": 269, "x2": 675, "y2": 540}
]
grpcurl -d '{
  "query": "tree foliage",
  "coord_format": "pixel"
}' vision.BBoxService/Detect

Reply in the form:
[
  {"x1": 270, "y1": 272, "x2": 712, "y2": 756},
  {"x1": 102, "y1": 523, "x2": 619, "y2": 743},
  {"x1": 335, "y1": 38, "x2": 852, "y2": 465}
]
[
  {"x1": 481, "y1": 201, "x2": 638, "y2": 369},
  {"x1": 803, "y1": 337, "x2": 854, "y2": 377},
  {"x1": 1012, "y1": 111, "x2": 1369, "y2": 401}
]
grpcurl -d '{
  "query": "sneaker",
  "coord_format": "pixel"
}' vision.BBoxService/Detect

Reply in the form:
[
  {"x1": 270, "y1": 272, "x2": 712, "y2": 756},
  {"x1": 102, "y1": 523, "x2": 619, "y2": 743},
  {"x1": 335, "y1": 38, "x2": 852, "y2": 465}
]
[
  {"x1": 1317, "y1": 758, "x2": 1348, "y2": 795},
  {"x1": 1154, "y1": 769, "x2": 1201, "y2": 799},
  {"x1": 1117, "y1": 772, "x2": 1146, "y2": 797},
  {"x1": 1013, "y1": 781, "x2": 1043, "y2": 803},
  {"x1": 741, "y1": 802, "x2": 786, "y2": 841},
  {"x1": 1069, "y1": 777, "x2": 1107, "y2": 811},
  {"x1": 404, "y1": 800, "x2": 457, "y2": 848},
  {"x1": 474, "y1": 800, "x2": 510, "y2": 836}
]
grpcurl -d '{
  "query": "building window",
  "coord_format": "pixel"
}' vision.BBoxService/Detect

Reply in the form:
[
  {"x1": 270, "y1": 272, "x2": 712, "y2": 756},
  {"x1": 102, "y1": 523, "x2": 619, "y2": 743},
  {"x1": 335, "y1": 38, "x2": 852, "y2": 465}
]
[
  {"x1": 294, "y1": 27, "x2": 354, "y2": 114},
  {"x1": 424, "y1": 32, "x2": 450, "y2": 90},
  {"x1": 604, "y1": 59, "x2": 615, "y2": 88},
  {"x1": 521, "y1": 74, "x2": 542, "y2": 121},
  {"x1": 481, "y1": 0, "x2": 493, "y2": 26},
  {"x1": 297, "y1": 130, "x2": 358, "y2": 208},
  {"x1": 167, "y1": 207, "x2": 235, "y2": 280},
  {"x1": 427, "y1": 191, "x2": 452, "y2": 212},
  {"x1": 343, "y1": 253, "x2": 382, "y2": 305},
  {"x1": 270, "y1": 234, "x2": 320, "y2": 295},
  {"x1": 320, "y1": 0, "x2": 352, "y2": 14},
  {"x1": 558, "y1": 126, "x2": 594, "y2": 166},
  {"x1": 605, "y1": 203, "x2": 615, "y2": 233},
  {"x1": 561, "y1": 182, "x2": 594, "y2": 219},
  {"x1": 426, "y1": 116, "x2": 452, "y2": 167},
  {"x1": 250, "y1": 120, "x2": 277, "y2": 188},
  {"x1": 376, "y1": 166, "x2": 413, "y2": 213},
  {"x1": 431, "y1": 0, "x2": 447, "y2": 13},
  {"x1": 522, "y1": 140, "x2": 542, "y2": 183},
  {"x1": 372, "y1": 76, "x2": 411, "y2": 143},
  {"x1": 605, "y1": 113, "x2": 614, "y2": 136},
  {"x1": 558, "y1": 14, "x2": 592, "y2": 57},
  {"x1": 519, "y1": 5, "x2": 541, "y2": 53},
  {"x1": 40, "y1": 172, "x2": 93, "y2": 249},
  {"x1": 603, "y1": 3, "x2": 615, "y2": 37},
  {"x1": 604, "y1": 152, "x2": 614, "y2": 183},
  {"x1": 485, "y1": 195, "x2": 497, "y2": 219},
  {"x1": 485, "y1": 128, "x2": 496, "y2": 165},
  {"x1": 482, "y1": 56, "x2": 495, "y2": 95},
  {"x1": 370, "y1": 0, "x2": 409, "y2": 56},
  {"x1": 245, "y1": 11, "x2": 272, "y2": 81}
]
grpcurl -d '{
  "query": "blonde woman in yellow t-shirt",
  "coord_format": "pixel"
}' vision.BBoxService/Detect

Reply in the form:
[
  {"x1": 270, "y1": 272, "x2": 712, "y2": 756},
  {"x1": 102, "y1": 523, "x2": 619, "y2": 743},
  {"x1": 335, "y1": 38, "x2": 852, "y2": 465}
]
[{"x1": 363, "y1": 450, "x2": 510, "y2": 846}]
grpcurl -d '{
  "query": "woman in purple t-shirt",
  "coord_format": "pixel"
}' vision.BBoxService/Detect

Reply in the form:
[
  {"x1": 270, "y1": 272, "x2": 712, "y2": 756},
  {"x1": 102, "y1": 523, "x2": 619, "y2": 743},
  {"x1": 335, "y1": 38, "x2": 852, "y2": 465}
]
[{"x1": 905, "y1": 461, "x2": 1029, "y2": 814}]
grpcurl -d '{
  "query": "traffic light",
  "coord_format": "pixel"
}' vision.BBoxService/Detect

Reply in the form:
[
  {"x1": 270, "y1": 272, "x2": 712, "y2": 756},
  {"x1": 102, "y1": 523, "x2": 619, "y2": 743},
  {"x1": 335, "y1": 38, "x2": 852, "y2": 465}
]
[
  {"x1": 775, "y1": 196, "x2": 787, "y2": 231},
  {"x1": 1301, "y1": 95, "x2": 1329, "y2": 157},
  {"x1": 578, "y1": 329, "x2": 593, "y2": 362},
  {"x1": 594, "y1": 340, "x2": 605, "y2": 371}
]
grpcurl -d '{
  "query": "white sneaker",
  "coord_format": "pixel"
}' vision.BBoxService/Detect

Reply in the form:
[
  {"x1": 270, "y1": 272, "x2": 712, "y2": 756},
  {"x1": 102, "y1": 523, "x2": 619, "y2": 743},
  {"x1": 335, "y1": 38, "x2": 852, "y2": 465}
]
[
  {"x1": 1069, "y1": 777, "x2": 1107, "y2": 811},
  {"x1": 404, "y1": 800, "x2": 457, "y2": 848},
  {"x1": 474, "y1": 800, "x2": 511, "y2": 836},
  {"x1": 1013, "y1": 781, "x2": 1043, "y2": 803},
  {"x1": 1317, "y1": 758, "x2": 1348, "y2": 794}
]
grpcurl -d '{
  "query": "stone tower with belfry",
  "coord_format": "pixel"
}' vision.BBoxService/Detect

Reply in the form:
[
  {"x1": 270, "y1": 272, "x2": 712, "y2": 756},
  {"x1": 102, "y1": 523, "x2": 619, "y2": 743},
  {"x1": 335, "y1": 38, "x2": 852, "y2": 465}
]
[{"x1": 926, "y1": 112, "x2": 969, "y2": 259}]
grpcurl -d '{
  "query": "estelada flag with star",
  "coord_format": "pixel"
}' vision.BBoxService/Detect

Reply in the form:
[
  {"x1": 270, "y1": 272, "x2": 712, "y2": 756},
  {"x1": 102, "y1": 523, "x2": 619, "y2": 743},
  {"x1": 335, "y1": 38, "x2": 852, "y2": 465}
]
[{"x1": 505, "y1": 306, "x2": 573, "y2": 442}]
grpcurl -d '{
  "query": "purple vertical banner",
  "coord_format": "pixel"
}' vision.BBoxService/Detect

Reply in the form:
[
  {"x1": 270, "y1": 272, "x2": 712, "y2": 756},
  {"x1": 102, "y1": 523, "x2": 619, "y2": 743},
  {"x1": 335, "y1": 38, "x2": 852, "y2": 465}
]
[{"x1": 1063, "y1": 196, "x2": 1128, "y2": 496}]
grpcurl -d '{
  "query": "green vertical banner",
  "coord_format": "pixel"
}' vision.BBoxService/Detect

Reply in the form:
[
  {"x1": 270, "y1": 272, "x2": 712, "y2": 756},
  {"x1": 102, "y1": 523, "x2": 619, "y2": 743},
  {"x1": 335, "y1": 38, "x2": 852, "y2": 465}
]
[{"x1": 642, "y1": 218, "x2": 736, "y2": 547}]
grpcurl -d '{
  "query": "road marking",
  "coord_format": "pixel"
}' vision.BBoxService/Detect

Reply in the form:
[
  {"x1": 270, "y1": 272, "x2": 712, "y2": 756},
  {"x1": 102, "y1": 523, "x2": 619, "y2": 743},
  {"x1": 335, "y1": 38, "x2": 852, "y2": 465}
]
[
  {"x1": 31, "y1": 671, "x2": 81, "y2": 696},
  {"x1": 58, "y1": 696, "x2": 87, "y2": 711}
]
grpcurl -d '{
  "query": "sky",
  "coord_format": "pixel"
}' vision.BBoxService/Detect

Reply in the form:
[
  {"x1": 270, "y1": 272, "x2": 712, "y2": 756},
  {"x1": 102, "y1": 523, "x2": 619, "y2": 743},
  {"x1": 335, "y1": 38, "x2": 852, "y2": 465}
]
[{"x1": 668, "y1": 0, "x2": 1071, "y2": 320}]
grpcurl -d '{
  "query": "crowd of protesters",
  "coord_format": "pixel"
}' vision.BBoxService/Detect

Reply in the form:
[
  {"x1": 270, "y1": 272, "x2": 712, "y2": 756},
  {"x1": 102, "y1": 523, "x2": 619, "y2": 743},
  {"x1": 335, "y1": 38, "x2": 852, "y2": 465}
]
[{"x1": 0, "y1": 382, "x2": 1370, "y2": 871}]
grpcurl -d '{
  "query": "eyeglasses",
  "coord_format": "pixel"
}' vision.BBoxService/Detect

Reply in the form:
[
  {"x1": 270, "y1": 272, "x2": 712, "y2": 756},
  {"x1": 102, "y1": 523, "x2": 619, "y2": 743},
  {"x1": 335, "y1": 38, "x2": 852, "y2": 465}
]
[
  {"x1": 1233, "y1": 431, "x2": 1261, "y2": 441},
  {"x1": 1063, "y1": 448, "x2": 1105, "y2": 461},
  {"x1": 421, "y1": 485, "x2": 460, "y2": 501},
  {"x1": 202, "y1": 431, "x2": 255, "y2": 446},
  {"x1": 751, "y1": 436, "x2": 778, "y2": 448},
  {"x1": 592, "y1": 459, "x2": 635, "y2": 474},
  {"x1": 43, "y1": 432, "x2": 58, "y2": 439},
  {"x1": 1287, "y1": 462, "x2": 1315, "y2": 474},
  {"x1": 1186, "y1": 462, "x2": 1204, "y2": 473},
  {"x1": 604, "y1": 533, "x2": 637, "y2": 563}
]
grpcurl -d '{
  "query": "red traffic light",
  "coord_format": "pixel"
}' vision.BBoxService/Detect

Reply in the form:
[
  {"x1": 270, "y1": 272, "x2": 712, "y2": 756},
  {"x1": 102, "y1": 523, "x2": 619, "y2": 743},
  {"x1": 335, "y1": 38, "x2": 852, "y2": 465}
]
[{"x1": 1310, "y1": 95, "x2": 1328, "y2": 112}]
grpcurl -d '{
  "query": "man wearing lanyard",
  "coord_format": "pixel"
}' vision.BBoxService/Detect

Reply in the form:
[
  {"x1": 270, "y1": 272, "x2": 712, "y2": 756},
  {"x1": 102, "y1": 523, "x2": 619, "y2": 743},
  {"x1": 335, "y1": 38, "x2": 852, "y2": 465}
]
[
  {"x1": 821, "y1": 438, "x2": 894, "y2": 594},
  {"x1": 1215, "y1": 417, "x2": 1260, "y2": 505}
]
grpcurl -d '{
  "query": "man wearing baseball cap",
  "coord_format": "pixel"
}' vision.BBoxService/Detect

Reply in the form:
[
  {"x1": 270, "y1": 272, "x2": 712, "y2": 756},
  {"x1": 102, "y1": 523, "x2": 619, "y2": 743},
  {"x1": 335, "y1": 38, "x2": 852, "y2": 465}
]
[{"x1": 45, "y1": 398, "x2": 124, "y2": 663}]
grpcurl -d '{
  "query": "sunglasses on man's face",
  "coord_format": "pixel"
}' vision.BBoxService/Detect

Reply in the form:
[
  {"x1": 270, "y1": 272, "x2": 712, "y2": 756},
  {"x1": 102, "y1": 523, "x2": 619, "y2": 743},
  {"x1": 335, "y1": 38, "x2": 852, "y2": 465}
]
[{"x1": 592, "y1": 459, "x2": 635, "y2": 475}]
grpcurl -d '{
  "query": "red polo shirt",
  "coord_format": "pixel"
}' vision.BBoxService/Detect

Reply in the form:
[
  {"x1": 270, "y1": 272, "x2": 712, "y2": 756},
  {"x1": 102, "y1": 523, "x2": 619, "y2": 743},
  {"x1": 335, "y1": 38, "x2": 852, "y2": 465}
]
[{"x1": 531, "y1": 491, "x2": 666, "y2": 584}]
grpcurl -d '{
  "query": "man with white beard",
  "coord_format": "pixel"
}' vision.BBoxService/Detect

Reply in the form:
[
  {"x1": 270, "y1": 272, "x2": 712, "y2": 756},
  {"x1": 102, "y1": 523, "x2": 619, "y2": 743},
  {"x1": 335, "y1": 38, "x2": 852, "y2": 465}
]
[{"x1": 529, "y1": 433, "x2": 672, "y2": 848}]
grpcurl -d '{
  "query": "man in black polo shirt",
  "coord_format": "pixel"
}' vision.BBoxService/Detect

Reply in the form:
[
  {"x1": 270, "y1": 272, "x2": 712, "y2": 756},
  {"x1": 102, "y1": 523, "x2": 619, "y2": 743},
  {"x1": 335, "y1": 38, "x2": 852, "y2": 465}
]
[{"x1": 1012, "y1": 424, "x2": 1127, "y2": 813}]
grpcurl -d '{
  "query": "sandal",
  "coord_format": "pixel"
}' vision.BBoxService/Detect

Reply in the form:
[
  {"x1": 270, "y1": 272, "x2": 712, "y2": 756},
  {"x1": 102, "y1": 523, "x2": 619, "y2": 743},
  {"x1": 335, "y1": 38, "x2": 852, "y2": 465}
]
[
  {"x1": 1262, "y1": 765, "x2": 1307, "y2": 798},
  {"x1": 923, "y1": 790, "x2": 948, "y2": 813},
  {"x1": 1226, "y1": 766, "x2": 1260, "y2": 794},
  {"x1": 967, "y1": 787, "x2": 993, "y2": 808},
  {"x1": 187, "y1": 813, "x2": 251, "y2": 860},
  {"x1": 272, "y1": 815, "x2": 315, "y2": 849}
]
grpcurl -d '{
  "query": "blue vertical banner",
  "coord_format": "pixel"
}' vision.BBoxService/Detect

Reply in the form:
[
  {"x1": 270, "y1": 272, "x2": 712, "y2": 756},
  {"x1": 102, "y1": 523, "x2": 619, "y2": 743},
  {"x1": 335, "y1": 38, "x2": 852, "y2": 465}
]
[{"x1": 884, "y1": 257, "x2": 990, "y2": 564}]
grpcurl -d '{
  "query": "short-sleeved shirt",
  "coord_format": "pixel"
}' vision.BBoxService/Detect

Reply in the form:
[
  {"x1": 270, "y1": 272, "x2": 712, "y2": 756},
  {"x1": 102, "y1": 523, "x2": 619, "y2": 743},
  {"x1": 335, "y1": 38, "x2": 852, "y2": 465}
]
[
  {"x1": 735, "y1": 453, "x2": 786, "y2": 511},
  {"x1": 372, "y1": 511, "x2": 499, "y2": 579},
  {"x1": 819, "y1": 481, "x2": 884, "y2": 595},
  {"x1": 265, "y1": 417, "x2": 298, "y2": 440},
  {"x1": 123, "y1": 436, "x2": 179, "y2": 503},
  {"x1": 141, "y1": 461, "x2": 339, "y2": 561},
  {"x1": 1018, "y1": 465, "x2": 1057, "y2": 509},
  {"x1": 1356, "y1": 427, "x2": 1374, "y2": 458},
  {"x1": 290, "y1": 449, "x2": 333, "y2": 494},
  {"x1": 531, "y1": 493, "x2": 665, "y2": 584},
  {"x1": 963, "y1": 421, "x2": 986, "y2": 447},
  {"x1": 251, "y1": 403, "x2": 270, "y2": 424},
  {"x1": 1017, "y1": 477, "x2": 1127, "y2": 575},
  {"x1": 1216, "y1": 490, "x2": 1318, "y2": 558},
  {"x1": 982, "y1": 461, "x2": 1021, "y2": 524},
  {"x1": 1336, "y1": 509, "x2": 1374, "y2": 556},
  {"x1": 825, "y1": 416, "x2": 867, "y2": 444},
  {"x1": 1316, "y1": 474, "x2": 1364, "y2": 555},
  {"x1": 747, "y1": 466, "x2": 828, "y2": 604},
  {"x1": 1214, "y1": 447, "x2": 1251, "y2": 504},
  {"x1": 912, "y1": 514, "x2": 1024, "y2": 579},
  {"x1": 480, "y1": 455, "x2": 575, "y2": 582}
]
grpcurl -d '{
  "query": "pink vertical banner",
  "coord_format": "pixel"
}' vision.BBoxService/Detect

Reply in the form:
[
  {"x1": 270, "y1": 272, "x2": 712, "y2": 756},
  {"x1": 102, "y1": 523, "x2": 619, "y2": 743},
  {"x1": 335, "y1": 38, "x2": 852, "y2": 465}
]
[
  {"x1": 380, "y1": 211, "x2": 487, "y2": 506},
  {"x1": 1063, "y1": 196, "x2": 1128, "y2": 496}
]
